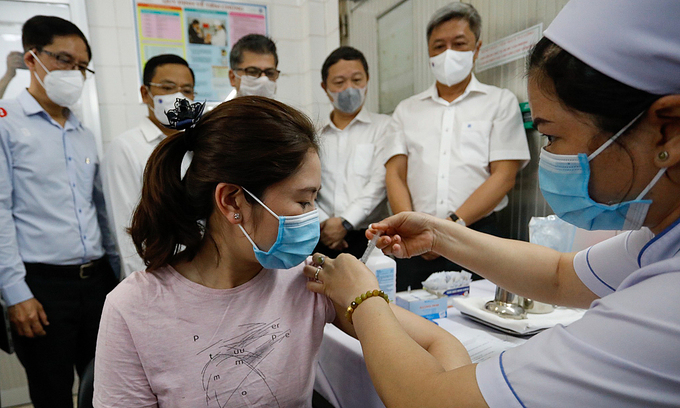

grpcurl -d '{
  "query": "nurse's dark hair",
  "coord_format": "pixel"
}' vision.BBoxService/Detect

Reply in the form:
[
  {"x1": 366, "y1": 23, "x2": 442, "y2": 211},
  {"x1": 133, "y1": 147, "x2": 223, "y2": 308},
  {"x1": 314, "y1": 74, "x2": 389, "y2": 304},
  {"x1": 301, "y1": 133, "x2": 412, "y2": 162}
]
[
  {"x1": 321, "y1": 46, "x2": 369, "y2": 84},
  {"x1": 129, "y1": 96, "x2": 318, "y2": 271},
  {"x1": 22, "y1": 15, "x2": 92, "y2": 60},
  {"x1": 527, "y1": 37, "x2": 661, "y2": 133}
]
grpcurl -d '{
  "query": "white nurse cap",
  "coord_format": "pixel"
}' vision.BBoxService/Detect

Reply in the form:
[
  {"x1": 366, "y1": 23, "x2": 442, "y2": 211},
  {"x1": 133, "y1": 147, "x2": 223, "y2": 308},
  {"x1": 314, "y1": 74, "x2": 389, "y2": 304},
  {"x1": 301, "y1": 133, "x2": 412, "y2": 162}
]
[{"x1": 544, "y1": 0, "x2": 680, "y2": 95}]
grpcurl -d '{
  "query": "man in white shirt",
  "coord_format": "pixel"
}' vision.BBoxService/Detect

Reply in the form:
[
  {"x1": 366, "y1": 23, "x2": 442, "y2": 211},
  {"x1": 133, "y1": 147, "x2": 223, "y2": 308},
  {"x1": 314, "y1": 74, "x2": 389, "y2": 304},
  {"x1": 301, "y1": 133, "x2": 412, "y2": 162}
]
[
  {"x1": 315, "y1": 46, "x2": 391, "y2": 258},
  {"x1": 103, "y1": 54, "x2": 195, "y2": 278},
  {"x1": 227, "y1": 34, "x2": 279, "y2": 99},
  {"x1": 384, "y1": 3, "x2": 530, "y2": 290}
]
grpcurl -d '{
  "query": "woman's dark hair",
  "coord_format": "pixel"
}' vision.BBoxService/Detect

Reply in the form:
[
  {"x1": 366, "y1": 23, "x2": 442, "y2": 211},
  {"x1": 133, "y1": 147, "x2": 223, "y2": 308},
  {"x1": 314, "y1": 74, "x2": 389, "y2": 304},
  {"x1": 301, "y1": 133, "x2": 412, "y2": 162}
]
[
  {"x1": 129, "y1": 96, "x2": 318, "y2": 270},
  {"x1": 527, "y1": 37, "x2": 661, "y2": 133}
]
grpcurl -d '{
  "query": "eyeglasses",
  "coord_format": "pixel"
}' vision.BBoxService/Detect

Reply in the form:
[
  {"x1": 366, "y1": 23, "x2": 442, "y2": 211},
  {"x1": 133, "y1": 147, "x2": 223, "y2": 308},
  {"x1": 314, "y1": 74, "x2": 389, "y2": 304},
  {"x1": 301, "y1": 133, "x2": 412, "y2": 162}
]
[
  {"x1": 235, "y1": 66, "x2": 280, "y2": 81},
  {"x1": 39, "y1": 49, "x2": 94, "y2": 78},
  {"x1": 148, "y1": 82, "x2": 197, "y2": 98}
]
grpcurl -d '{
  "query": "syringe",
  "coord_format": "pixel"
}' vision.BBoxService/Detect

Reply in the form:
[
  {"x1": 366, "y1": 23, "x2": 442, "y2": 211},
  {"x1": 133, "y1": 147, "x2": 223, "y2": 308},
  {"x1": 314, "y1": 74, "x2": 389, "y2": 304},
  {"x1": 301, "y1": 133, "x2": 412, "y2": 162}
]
[{"x1": 360, "y1": 231, "x2": 382, "y2": 264}]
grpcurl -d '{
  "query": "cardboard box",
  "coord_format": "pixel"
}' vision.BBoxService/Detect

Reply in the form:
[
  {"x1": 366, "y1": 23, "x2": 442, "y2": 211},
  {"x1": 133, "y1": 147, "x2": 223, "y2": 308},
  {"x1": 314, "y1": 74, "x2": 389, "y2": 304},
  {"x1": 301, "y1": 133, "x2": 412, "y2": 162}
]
[{"x1": 395, "y1": 289, "x2": 447, "y2": 321}]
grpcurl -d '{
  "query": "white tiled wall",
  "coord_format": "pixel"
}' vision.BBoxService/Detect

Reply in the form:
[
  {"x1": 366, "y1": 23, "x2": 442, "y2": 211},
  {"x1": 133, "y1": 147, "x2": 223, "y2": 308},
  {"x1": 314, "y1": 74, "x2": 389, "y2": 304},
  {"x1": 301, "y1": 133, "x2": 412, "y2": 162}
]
[{"x1": 86, "y1": 0, "x2": 340, "y2": 150}]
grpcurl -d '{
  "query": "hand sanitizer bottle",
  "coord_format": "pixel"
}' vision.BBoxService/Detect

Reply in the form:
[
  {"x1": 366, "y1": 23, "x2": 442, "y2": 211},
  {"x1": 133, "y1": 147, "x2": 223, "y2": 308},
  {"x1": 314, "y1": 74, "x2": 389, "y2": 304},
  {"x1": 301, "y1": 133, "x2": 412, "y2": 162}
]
[{"x1": 365, "y1": 248, "x2": 396, "y2": 302}]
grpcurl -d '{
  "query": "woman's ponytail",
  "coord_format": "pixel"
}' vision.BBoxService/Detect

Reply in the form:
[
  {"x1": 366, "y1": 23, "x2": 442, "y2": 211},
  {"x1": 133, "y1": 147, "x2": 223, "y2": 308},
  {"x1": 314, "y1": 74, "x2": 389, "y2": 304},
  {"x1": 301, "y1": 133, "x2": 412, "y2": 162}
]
[{"x1": 129, "y1": 132, "x2": 203, "y2": 270}]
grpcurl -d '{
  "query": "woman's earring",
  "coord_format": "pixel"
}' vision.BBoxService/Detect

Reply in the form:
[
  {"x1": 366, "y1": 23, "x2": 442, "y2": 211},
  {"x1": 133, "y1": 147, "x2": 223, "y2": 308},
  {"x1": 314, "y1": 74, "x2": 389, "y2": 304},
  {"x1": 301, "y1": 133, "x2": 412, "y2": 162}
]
[
  {"x1": 659, "y1": 151, "x2": 670, "y2": 161},
  {"x1": 234, "y1": 213, "x2": 241, "y2": 220}
]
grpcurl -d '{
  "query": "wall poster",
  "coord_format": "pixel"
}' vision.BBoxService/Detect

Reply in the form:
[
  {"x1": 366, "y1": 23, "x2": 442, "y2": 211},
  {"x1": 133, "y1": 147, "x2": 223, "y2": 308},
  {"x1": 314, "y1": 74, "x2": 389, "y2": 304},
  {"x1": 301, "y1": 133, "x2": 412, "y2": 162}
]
[{"x1": 133, "y1": 0, "x2": 268, "y2": 102}]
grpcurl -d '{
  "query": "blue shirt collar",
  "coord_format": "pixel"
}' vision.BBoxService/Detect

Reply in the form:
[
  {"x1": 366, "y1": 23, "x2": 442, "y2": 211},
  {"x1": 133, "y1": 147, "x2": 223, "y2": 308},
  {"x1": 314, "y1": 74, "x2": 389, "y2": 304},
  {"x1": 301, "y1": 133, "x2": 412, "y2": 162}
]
[{"x1": 17, "y1": 89, "x2": 82, "y2": 130}]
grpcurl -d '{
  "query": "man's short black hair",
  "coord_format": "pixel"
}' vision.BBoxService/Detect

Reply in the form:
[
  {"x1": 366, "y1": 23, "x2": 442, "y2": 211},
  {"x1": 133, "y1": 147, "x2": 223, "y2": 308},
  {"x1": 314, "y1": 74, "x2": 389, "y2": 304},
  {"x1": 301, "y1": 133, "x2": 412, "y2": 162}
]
[
  {"x1": 229, "y1": 34, "x2": 278, "y2": 69},
  {"x1": 321, "y1": 46, "x2": 369, "y2": 84},
  {"x1": 22, "y1": 15, "x2": 92, "y2": 61},
  {"x1": 143, "y1": 54, "x2": 195, "y2": 86}
]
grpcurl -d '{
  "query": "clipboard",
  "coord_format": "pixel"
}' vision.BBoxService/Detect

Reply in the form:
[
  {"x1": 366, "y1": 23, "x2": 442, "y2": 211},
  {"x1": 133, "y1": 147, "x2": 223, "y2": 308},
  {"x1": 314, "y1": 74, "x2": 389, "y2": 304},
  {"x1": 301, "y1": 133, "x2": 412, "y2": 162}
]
[{"x1": 0, "y1": 298, "x2": 14, "y2": 354}]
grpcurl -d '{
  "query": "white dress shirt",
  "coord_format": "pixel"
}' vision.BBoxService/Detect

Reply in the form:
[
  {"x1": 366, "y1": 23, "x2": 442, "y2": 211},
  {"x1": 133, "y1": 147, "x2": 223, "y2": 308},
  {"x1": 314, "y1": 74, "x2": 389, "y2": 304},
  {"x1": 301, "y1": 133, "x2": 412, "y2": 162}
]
[
  {"x1": 476, "y1": 220, "x2": 680, "y2": 407},
  {"x1": 317, "y1": 108, "x2": 391, "y2": 229},
  {"x1": 383, "y1": 75, "x2": 530, "y2": 219},
  {"x1": 103, "y1": 117, "x2": 165, "y2": 278}
]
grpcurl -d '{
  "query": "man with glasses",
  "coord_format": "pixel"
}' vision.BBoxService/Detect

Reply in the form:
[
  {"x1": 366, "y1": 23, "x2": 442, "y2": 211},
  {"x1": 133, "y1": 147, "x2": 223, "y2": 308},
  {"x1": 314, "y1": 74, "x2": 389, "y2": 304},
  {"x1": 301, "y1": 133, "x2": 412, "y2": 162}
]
[
  {"x1": 103, "y1": 54, "x2": 195, "y2": 278},
  {"x1": 0, "y1": 15, "x2": 118, "y2": 408},
  {"x1": 228, "y1": 34, "x2": 279, "y2": 99}
]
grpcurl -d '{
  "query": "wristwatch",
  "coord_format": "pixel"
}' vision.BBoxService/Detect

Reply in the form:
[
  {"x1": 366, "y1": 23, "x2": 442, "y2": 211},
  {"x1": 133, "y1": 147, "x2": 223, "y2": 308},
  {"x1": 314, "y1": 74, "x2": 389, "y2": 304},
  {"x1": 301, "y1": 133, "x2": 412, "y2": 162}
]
[
  {"x1": 448, "y1": 212, "x2": 467, "y2": 227},
  {"x1": 341, "y1": 218, "x2": 354, "y2": 231}
]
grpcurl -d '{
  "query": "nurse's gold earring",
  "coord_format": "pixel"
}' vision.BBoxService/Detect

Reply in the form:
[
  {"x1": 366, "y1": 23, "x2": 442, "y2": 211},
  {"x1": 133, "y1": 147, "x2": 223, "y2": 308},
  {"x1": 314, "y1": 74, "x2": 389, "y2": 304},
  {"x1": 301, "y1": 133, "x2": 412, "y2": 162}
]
[{"x1": 659, "y1": 151, "x2": 669, "y2": 161}]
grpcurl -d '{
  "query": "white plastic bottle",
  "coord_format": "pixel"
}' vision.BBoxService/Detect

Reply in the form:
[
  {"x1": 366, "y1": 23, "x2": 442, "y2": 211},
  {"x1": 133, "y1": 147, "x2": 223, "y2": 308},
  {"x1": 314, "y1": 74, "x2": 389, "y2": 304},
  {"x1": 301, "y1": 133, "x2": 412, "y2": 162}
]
[{"x1": 364, "y1": 248, "x2": 396, "y2": 302}]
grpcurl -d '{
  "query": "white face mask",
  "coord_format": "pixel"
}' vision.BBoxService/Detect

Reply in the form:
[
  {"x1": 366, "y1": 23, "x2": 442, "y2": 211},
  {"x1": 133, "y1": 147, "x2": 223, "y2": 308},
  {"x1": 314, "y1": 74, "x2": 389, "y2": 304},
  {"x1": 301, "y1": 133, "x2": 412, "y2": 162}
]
[
  {"x1": 148, "y1": 91, "x2": 190, "y2": 126},
  {"x1": 430, "y1": 49, "x2": 475, "y2": 87},
  {"x1": 30, "y1": 50, "x2": 85, "y2": 107},
  {"x1": 236, "y1": 74, "x2": 277, "y2": 98}
]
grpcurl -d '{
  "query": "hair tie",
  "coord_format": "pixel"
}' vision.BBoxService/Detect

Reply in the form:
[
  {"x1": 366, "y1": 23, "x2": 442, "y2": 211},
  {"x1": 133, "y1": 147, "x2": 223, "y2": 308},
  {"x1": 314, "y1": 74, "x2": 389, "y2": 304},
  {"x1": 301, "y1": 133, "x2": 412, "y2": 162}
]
[{"x1": 164, "y1": 98, "x2": 206, "y2": 151}]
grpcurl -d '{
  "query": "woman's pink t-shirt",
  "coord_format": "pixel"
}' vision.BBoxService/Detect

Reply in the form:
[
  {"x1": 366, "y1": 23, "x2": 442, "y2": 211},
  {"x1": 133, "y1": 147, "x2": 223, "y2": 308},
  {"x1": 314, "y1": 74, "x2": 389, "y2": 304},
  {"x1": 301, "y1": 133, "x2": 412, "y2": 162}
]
[{"x1": 94, "y1": 263, "x2": 335, "y2": 407}]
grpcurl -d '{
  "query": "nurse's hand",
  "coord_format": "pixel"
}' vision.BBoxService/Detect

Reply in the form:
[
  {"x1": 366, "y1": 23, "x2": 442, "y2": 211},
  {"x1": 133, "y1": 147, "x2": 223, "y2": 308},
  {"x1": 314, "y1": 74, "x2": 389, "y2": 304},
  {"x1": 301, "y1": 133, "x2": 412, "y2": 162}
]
[
  {"x1": 367, "y1": 212, "x2": 439, "y2": 259},
  {"x1": 304, "y1": 253, "x2": 378, "y2": 307}
]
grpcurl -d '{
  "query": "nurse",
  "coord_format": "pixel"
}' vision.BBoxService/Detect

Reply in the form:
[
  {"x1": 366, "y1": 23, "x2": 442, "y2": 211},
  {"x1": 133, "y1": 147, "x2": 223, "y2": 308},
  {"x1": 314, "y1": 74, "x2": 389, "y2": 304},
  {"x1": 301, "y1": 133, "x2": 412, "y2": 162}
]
[{"x1": 303, "y1": 0, "x2": 680, "y2": 406}]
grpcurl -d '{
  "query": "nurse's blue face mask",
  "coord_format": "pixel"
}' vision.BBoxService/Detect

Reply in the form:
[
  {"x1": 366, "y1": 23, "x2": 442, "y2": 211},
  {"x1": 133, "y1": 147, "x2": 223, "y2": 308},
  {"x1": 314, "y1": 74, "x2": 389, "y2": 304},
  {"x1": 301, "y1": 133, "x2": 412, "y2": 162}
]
[
  {"x1": 538, "y1": 111, "x2": 666, "y2": 231},
  {"x1": 237, "y1": 187, "x2": 320, "y2": 270}
]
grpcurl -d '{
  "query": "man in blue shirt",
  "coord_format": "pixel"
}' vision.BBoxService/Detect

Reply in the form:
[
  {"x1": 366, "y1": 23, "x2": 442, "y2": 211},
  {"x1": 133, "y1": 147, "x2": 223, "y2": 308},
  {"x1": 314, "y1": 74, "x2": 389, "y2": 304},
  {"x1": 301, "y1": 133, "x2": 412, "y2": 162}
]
[{"x1": 0, "y1": 16, "x2": 118, "y2": 408}]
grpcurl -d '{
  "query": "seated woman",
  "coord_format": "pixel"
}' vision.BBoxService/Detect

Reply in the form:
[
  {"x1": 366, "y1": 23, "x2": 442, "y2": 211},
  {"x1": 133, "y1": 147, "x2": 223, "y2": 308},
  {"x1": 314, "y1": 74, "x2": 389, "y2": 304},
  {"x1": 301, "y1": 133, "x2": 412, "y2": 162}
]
[{"x1": 93, "y1": 96, "x2": 466, "y2": 407}]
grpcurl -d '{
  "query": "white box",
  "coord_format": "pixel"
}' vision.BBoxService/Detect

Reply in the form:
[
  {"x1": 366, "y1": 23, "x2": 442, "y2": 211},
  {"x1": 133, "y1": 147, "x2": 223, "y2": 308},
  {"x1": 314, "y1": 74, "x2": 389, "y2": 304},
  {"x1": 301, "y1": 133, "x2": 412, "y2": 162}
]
[{"x1": 395, "y1": 290, "x2": 447, "y2": 321}]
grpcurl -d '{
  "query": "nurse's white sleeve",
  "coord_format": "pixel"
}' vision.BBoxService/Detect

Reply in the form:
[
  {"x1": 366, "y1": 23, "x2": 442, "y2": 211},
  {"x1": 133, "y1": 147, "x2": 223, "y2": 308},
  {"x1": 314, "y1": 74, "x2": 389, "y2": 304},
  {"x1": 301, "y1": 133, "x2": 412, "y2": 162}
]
[
  {"x1": 475, "y1": 355, "x2": 524, "y2": 408},
  {"x1": 572, "y1": 228, "x2": 653, "y2": 297},
  {"x1": 475, "y1": 270, "x2": 680, "y2": 408}
]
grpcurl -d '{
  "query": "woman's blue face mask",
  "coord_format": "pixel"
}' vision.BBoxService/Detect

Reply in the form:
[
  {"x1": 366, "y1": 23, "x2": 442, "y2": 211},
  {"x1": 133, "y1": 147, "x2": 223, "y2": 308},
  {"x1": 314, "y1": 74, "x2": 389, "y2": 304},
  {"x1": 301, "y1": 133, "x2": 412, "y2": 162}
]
[
  {"x1": 237, "y1": 187, "x2": 320, "y2": 270},
  {"x1": 538, "y1": 111, "x2": 666, "y2": 231}
]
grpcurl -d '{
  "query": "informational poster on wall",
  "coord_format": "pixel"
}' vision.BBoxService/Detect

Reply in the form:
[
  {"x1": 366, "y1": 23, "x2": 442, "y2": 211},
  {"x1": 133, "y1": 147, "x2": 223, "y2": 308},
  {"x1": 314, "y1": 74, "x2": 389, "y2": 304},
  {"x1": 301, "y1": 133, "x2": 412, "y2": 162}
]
[{"x1": 133, "y1": 0, "x2": 268, "y2": 101}]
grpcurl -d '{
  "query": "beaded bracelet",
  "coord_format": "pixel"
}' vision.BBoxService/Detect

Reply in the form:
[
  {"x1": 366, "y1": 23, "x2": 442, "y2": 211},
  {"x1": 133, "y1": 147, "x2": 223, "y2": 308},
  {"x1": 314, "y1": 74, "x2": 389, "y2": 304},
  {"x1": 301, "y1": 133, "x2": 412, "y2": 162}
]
[{"x1": 345, "y1": 289, "x2": 389, "y2": 324}]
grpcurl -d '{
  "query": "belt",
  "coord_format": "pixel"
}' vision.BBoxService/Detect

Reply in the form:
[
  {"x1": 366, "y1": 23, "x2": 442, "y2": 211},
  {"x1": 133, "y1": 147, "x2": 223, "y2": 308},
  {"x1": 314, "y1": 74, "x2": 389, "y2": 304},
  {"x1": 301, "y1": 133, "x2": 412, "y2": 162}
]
[{"x1": 24, "y1": 257, "x2": 106, "y2": 280}]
